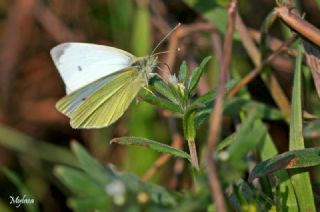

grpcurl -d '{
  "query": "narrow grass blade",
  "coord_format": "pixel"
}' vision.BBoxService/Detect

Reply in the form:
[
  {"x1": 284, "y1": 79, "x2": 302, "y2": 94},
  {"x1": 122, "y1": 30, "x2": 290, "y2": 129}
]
[
  {"x1": 256, "y1": 123, "x2": 298, "y2": 211},
  {"x1": 288, "y1": 44, "x2": 315, "y2": 211}
]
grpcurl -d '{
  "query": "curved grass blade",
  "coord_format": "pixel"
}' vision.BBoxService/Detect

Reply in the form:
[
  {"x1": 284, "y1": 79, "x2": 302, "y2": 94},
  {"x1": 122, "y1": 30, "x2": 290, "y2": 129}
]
[{"x1": 250, "y1": 147, "x2": 320, "y2": 180}]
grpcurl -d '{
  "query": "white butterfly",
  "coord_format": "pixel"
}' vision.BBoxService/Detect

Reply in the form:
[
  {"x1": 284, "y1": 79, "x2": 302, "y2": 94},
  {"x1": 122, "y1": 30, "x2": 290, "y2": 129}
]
[{"x1": 50, "y1": 42, "x2": 157, "y2": 129}]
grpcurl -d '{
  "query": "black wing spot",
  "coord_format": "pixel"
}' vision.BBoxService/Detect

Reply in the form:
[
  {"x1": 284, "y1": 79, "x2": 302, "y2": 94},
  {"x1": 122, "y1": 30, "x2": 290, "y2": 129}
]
[
  {"x1": 81, "y1": 97, "x2": 86, "y2": 101},
  {"x1": 78, "y1": 66, "x2": 83, "y2": 71}
]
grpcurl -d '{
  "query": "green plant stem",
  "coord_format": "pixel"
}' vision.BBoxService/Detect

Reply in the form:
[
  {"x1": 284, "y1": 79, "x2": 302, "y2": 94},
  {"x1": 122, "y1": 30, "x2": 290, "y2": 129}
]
[{"x1": 187, "y1": 140, "x2": 199, "y2": 170}]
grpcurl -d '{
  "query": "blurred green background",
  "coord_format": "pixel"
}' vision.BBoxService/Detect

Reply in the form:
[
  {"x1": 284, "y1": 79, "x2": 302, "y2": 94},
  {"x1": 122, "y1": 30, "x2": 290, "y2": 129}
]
[{"x1": 0, "y1": 0, "x2": 320, "y2": 211}]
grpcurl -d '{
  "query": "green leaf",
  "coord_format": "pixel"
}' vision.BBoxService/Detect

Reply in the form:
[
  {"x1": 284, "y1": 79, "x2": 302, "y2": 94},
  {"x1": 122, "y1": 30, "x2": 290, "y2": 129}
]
[
  {"x1": 2, "y1": 167, "x2": 39, "y2": 212},
  {"x1": 178, "y1": 61, "x2": 188, "y2": 84},
  {"x1": 167, "y1": 81, "x2": 187, "y2": 109},
  {"x1": 110, "y1": 136, "x2": 191, "y2": 161},
  {"x1": 188, "y1": 56, "x2": 211, "y2": 94},
  {"x1": 149, "y1": 75, "x2": 179, "y2": 105},
  {"x1": 71, "y1": 142, "x2": 111, "y2": 185},
  {"x1": 191, "y1": 79, "x2": 238, "y2": 106},
  {"x1": 250, "y1": 147, "x2": 320, "y2": 180},
  {"x1": 139, "y1": 89, "x2": 183, "y2": 113},
  {"x1": 288, "y1": 43, "x2": 315, "y2": 211},
  {"x1": 54, "y1": 166, "x2": 106, "y2": 196}
]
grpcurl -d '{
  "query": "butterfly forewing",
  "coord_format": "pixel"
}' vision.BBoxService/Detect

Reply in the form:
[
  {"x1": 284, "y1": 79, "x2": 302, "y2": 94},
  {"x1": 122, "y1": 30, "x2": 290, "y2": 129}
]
[
  {"x1": 70, "y1": 69, "x2": 144, "y2": 128},
  {"x1": 50, "y1": 42, "x2": 135, "y2": 94}
]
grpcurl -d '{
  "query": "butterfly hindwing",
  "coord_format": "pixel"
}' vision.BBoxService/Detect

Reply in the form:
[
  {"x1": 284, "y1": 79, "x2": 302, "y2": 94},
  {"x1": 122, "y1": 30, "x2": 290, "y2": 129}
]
[
  {"x1": 55, "y1": 68, "x2": 134, "y2": 117},
  {"x1": 56, "y1": 75, "x2": 114, "y2": 117},
  {"x1": 70, "y1": 69, "x2": 145, "y2": 128}
]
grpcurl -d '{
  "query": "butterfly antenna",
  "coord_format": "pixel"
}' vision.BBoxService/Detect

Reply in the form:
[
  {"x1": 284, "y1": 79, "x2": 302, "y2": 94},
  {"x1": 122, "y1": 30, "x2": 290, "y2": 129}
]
[
  {"x1": 151, "y1": 23, "x2": 181, "y2": 55},
  {"x1": 152, "y1": 48, "x2": 180, "y2": 56}
]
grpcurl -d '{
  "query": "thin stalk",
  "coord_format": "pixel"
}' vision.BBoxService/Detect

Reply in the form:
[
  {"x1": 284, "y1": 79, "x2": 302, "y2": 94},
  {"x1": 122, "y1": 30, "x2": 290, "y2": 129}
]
[{"x1": 188, "y1": 140, "x2": 199, "y2": 170}]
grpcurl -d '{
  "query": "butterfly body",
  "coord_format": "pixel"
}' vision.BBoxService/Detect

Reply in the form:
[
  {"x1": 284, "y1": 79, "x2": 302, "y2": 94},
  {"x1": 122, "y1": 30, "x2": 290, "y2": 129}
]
[{"x1": 50, "y1": 42, "x2": 158, "y2": 129}]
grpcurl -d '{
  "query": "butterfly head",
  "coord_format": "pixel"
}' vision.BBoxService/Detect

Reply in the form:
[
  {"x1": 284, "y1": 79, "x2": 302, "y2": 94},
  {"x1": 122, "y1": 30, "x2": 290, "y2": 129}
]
[{"x1": 133, "y1": 55, "x2": 158, "y2": 74}]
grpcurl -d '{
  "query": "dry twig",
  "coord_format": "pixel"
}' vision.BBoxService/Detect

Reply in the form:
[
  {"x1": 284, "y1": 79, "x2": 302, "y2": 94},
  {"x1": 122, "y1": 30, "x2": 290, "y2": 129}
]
[
  {"x1": 275, "y1": 6, "x2": 320, "y2": 47},
  {"x1": 206, "y1": 1, "x2": 238, "y2": 211}
]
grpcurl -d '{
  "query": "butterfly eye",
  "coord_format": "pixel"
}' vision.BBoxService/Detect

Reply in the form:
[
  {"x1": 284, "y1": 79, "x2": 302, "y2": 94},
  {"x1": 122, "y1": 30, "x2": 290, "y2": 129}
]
[{"x1": 131, "y1": 60, "x2": 141, "y2": 67}]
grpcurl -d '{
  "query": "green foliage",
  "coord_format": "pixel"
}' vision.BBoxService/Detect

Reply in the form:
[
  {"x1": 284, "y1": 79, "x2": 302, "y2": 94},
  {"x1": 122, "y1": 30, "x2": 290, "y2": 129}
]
[
  {"x1": 55, "y1": 142, "x2": 177, "y2": 211},
  {"x1": 139, "y1": 57, "x2": 219, "y2": 141},
  {"x1": 2, "y1": 168, "x2": 39, "y2": 212}
]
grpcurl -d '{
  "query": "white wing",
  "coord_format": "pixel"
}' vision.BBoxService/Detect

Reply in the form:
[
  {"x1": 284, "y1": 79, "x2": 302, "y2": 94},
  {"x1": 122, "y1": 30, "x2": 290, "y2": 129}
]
[{"x1": 50, "y1": 42, "x2": 135, "y2": 94}]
